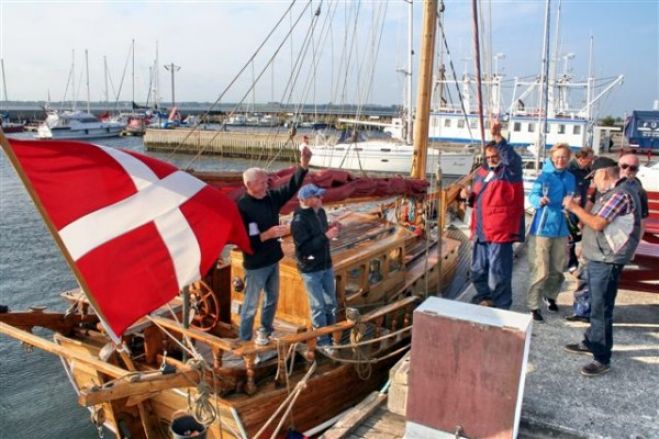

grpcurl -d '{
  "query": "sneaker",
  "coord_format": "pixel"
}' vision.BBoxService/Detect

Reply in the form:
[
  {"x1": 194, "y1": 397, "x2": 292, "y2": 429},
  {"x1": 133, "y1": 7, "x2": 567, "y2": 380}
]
[
  {"x1": 318, "y1": 345, "x2": 335, "y2": 357},
  {"x1": 543, "y1": 297, "x2": 559, "y2": 313},
  {"x1": 531, "y1": 309, "x2": 544, "y2": 322},
  {"x1": 565, "y1": 314, "x2": 590, "y2": 323},
  {"x1": 580, "y1": 360, "x2": 610, "y2": 377},
  {"x1": 564, "y1": 342, "x2": 591, "y2": 355},
  {"x1": 478, "y1": 299, "x2": 494, "y2": 307}
]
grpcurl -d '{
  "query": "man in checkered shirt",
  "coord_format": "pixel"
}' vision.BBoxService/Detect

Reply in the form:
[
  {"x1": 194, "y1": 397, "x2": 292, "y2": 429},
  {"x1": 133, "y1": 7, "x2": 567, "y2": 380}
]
[{"x1": 561, "y1": 157, "x2": 642, "y2": 377}]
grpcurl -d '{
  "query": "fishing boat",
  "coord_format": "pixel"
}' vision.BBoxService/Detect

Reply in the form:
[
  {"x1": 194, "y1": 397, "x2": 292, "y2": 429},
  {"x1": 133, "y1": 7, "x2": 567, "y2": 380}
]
[
  {"x1": 0, "y1": 112, "x2": 24, "y2": 133},
  {"x1": 0, "y1": 1, "x2": 470, "y2": 437}
]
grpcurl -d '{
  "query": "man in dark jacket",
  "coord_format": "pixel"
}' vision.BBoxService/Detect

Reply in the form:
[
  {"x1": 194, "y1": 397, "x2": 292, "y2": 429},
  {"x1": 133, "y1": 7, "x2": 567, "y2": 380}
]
[
  {"x1": 236, "y1": 145, "x2": 311, "y2": 342},
  {"x1": 461, "y1": 122, "x2": 525, "y2": 309},
  {"x1": 291, "y1": 184, "x2": 339, "y2": 351},
  {"x1": 566, "y1": 147, "x2": 594, "y2": 271}
]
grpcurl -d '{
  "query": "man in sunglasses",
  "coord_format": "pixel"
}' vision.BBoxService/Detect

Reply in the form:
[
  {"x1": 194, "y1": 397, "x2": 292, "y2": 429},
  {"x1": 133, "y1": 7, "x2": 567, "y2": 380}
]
[
  {"x1": 461, "y1": 121, "x2": 525, "y2": 310},
  {"x1": 619, "y1": 153, "x2": 650, "y2": 224},
  {"x1": 562, "y1": 157, "x2": 642, "y2": 376}
]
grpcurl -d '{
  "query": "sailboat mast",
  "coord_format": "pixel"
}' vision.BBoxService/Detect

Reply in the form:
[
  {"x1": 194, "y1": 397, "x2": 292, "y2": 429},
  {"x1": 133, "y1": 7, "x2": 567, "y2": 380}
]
[
  {"x1": 406, "y1": 0, "x2": 413, "y2": 144},
  {"x1": 1, "y1": 59, "x2": 8, "y2": 102},
  {"x1": 72, "y1": 50, "x2": 77, "y2": 111},
  {"x1": 104, "y1": 56, "x2": 109, "y2": 103},
  {"x1": 471, "y1": 0, "x2": 486, "y2": 148},
  {"x1": 411, "y1": 0, "x2": 438, "y2": 179},
  {"x1": 132, "y1": 39, "x2": 135, "y2": 107},
  {"x1": 85, "y1": 49, "x2": 91, "y2": 114},
  {"x1": 535, "y1": 0, "x2": 551, "y2": 171}
]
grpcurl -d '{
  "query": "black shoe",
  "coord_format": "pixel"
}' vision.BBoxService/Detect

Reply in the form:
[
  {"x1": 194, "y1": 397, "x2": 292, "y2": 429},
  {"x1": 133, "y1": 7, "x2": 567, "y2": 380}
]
[
  {"x1": 564, "y1": 342, "x2": 591, "y2": 355},
  {"x1": 531, "y1": 309, "x2": 544, "y2": 322},
  {"x1": 565, "y1": 314, "x2": 590, "y2": 323},
  {"x1": 580, "y1": 360, "x2": 610, "y2": 377},
  {"x1": 543, "y1": 297, "x2": 559, "y2": 313}
]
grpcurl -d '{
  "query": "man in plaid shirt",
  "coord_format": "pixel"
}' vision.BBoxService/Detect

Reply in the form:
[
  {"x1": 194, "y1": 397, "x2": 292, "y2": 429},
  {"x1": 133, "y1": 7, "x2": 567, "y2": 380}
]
[{"x1": 562, "y1": 157, "x2": 642, "y2": 377}]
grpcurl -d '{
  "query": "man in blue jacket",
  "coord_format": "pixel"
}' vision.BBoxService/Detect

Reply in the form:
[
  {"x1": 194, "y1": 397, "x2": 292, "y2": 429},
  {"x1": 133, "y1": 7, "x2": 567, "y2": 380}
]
[{"x1": 527, "y1": 143, "x2": 576, "y2": 321}]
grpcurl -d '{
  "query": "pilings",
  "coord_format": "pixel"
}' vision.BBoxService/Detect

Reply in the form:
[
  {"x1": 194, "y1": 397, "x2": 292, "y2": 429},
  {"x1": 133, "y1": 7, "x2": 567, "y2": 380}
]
[{"x1": 144, "y1": 128, "x2": 302, "y2": 161}]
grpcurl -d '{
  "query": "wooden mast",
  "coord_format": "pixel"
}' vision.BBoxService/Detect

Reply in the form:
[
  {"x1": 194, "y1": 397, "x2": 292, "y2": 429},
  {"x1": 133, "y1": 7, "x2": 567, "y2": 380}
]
[{"x1": 410, "y1": 0, "x2": 438, "y2": 179}]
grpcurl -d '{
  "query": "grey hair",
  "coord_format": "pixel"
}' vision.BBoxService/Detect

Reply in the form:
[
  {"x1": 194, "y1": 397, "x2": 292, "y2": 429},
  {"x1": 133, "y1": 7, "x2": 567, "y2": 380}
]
[
  {"x1": 243, "y1": 167, "x2": 267, "y2": 185},
  {"x1": 619, "y1": 153, "x2": 640, "y2": 166}
]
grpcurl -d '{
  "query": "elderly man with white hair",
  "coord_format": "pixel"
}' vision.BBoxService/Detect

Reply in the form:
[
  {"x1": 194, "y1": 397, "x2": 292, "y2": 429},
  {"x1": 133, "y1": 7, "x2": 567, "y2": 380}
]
[
  {"x1": 236, "y1": 143, "x2": 312, "y2": 343},
  {"x1": 618, "y1": 153, "x2": 650, "y2": 223}
]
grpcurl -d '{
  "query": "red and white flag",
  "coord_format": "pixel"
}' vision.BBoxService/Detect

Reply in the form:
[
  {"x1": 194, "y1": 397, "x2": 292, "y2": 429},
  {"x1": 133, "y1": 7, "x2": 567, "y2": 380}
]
[{"x1": 2, "y1": 138, "x2": 251, "y2": 341}]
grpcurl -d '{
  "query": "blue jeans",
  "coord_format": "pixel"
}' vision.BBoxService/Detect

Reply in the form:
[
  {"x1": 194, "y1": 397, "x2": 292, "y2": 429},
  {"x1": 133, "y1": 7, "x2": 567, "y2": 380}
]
[
  {"x1": 301, "y1": 268, "x2": 337, "y2": 346},
  {"x1": 583, "y1": 261, "x2": 623, "y2": 365},
  {"x1": 239, "y1": 263, "x2": 279, "y2": 341},
  {"x1": 470, "y1": 240, "x2": 513, "y2": 309}
]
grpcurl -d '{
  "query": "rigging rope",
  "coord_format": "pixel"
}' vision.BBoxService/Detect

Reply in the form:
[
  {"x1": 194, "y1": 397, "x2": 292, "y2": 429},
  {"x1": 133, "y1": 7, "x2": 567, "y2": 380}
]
[{"x1": 471, "y1": 0, "x2": 487, "y2": 150}]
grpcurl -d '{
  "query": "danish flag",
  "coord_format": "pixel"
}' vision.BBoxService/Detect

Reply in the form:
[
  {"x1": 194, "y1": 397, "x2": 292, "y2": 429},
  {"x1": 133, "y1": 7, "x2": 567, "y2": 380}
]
[{"x1": 2, "y1": 138, "x2": 251, "y2": 341}]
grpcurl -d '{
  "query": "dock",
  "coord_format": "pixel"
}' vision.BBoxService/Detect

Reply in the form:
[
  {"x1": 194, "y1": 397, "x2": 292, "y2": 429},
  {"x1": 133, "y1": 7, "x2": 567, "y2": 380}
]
[
  {"x1": 321, "y1": 242, "x2": 659, "y2": 439},
  {"x1": 144, "y1": 128, "x2": 303, "y2": 161}
]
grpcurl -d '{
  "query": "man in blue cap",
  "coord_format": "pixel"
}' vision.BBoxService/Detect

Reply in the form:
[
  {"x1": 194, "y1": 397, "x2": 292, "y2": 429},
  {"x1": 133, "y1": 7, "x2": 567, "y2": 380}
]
[{"x1": 291, "y1": 183, "x2": 340, "y2": 355}]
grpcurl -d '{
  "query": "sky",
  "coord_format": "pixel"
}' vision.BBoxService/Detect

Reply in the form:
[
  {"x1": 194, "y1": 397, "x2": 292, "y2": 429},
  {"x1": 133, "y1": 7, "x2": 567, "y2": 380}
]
[{"x1": 0, "y1": 0, "x2": 657, "y2": 118}]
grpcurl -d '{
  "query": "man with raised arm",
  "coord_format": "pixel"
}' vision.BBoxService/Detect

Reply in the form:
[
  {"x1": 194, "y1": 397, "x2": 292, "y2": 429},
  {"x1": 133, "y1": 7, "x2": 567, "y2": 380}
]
[{"x1": 237, "y1": 144, "x2": 312, "y2": 342}]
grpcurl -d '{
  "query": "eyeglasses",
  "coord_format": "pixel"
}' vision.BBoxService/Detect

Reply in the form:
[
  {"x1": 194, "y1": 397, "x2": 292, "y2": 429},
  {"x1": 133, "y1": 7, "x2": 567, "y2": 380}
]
[
  {"x1": 620, "y1": 164, "x2": 639, "y2": 172},
  {"x1": 485, "y1": 155, "x2": 500, "y2": 161}
]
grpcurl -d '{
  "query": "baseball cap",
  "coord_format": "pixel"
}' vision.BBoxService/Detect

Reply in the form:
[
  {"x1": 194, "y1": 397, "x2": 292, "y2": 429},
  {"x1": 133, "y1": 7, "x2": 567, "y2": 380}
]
[
  {"x1": 585, "y1": 157, "x2": 618, "y2": 179},
  {"x1": 298, "y1": 183, "x2": 326, "y2": 200}
]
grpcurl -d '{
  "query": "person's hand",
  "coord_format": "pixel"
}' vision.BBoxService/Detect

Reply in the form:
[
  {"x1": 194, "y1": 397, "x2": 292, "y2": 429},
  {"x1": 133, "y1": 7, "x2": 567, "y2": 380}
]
[
  {"x1": 539, "y1": 196, "x2": 550, "y2": 206},
  {"x1": 300, "y1": 145, "x2": 312, "y2": 169},
  {"x1": 263, "y1": 224, "x2": 289, "y2": 241},
  {"x1": 490, "y1": 119, "x2": 502, "y2": 139},
  {"x1": 326, "y1": 226, "x2": 339, "y2": 240},
  {"x1": 460, "y1": 186, "x2": 470, "y2": 200},
  {"x1": 562, "y1": 195, "x2": 575, "y2": 211},
  {"x1": 328, "y1": 221, "x2": 342, "y2": 231}
]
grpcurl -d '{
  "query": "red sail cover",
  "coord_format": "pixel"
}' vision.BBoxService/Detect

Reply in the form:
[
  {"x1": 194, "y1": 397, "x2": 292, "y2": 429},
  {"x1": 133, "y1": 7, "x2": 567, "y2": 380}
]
[{"x1": 4, "y1": 139, "x2": 251, "y2": 341}]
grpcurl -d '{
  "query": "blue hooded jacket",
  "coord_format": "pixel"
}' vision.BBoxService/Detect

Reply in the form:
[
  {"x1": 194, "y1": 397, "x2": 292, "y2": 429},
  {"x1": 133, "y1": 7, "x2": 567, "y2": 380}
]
[{"x1": 529, "y1": 158, "x2": 576, "y2": 238}]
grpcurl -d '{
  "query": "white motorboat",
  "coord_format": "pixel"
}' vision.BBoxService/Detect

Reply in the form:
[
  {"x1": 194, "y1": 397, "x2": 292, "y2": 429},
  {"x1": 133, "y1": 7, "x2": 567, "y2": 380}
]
[
  {"x1": 305, "y1": 138, "x2": 475, "y2": 178},
  {"x1": 36, "y1": 110, "x2": 125, "y2": 140}
]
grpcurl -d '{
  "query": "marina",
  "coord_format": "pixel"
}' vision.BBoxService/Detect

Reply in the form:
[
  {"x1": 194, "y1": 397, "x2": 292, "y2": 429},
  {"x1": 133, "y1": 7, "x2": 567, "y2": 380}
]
[{"x1": 1, "y1": 0, "x2": 658, "y2": 438}]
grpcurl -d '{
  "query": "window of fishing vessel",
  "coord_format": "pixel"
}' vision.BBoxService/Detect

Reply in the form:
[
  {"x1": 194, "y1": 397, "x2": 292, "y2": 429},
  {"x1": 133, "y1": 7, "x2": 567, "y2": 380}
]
[
  {"x1": 381, "y1": 148, "x2": 391, "y2": 152},
  {"x1": 513, "y1": 122, "x2": 521, "y2": 132},
  {"x1": 469, "y1": 119, "x2": 477, "y2": 129},
  {"x1": 573, "y1": 125, "x2": 581, "y2": 135},
  {"x1": 558, "y1": 124, "x2": 566, "y2": 134},
  {"x1": 346, "y1": 266, "x2": 365, "y2": 295},
  {"x1": 388, "y1": 248, "x2": 402, "y2": 273},
  {"x1": 444, "y1": 119, "x2": 451, "y2": 128},
  {"x1": 457, "y1": 119, "x2": 465, "y2": 129},
  {"x1": 368, "y1": 257, "x2": 384, "y2": 285},
  {"x1": 528, "y1": 123, "x2": 535, "y2": 133}
]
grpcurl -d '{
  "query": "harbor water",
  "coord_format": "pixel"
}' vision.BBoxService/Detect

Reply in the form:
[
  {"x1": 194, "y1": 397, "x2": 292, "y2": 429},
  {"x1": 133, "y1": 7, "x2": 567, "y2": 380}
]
[{"x1": 0, "y1": 133, "x2": 291, "y2": 438}]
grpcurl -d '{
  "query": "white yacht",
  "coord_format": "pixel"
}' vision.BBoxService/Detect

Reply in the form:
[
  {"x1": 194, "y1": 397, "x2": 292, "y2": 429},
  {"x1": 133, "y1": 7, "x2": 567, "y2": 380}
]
[
  {"x1": 36, "y1": 110, "x2": 124, "y2": 140},
  {"x1": 304, "y1": 136, "x2": 475, "y2": 178}
]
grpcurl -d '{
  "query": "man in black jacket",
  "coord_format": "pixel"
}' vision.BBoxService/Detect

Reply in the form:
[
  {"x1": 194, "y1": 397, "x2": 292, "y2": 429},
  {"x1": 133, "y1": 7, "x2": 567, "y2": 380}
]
[
  {"x1": 291, "y1": 184, "x2": 339, "y2": 352},
  {"x1": 237, "y1": 145, "x2": 311, "y2": 342}
]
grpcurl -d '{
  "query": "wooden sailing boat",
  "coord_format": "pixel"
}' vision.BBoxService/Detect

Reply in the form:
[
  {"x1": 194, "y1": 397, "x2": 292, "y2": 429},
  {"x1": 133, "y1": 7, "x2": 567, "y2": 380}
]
[{"x1": 0, "y1": 1, "x2": 467, "y2": 437}]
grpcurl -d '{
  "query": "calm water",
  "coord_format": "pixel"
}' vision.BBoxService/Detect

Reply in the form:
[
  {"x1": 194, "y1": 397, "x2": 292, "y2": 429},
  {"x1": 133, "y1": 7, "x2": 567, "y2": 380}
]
[{"x1": 0, "y1": 133, "x2": 291, "y2": 438}]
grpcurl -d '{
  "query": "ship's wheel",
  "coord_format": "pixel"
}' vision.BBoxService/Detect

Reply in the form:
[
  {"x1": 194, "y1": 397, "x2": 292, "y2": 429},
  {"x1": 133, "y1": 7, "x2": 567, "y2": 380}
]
[{"x1": 188, "y1": 281, "x2": 220, "y2": 332}]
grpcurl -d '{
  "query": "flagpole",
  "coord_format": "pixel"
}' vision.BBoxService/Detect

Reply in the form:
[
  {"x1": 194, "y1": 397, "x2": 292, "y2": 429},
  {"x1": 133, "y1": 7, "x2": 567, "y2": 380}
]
[{"x1": 0, "y1": 130, "x2": 120, "y2": 343}]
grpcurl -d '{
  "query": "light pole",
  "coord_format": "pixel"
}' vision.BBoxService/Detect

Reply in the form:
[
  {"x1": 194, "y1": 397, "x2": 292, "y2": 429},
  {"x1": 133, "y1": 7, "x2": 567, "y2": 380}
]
[{"x1": 164, "y1": 63, "x2": 181, "y2": 107}]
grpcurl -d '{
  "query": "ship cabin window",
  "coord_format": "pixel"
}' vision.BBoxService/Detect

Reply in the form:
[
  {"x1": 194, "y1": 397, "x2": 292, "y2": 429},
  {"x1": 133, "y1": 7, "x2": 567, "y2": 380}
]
[
  {"x1": 335, "y1": 147, "x2": 345, "y2": 151},
  {"x1": 345, "y1": 265, "x2": 365, "y2": 296},
  {"x1": 444, "y1": 119, "x2": 451, "y2": 128},
  {"x1": 469, "y1": 119, "x2": 477, "y2": 129},
  {"x1": 457, "y1": 120, "x2": 465, "y2": 129},
  {"x1": 528, "y1": 123, "x2": 535, "y2": 133},
  {"x1": 388, "y1": 247, "x2": 403, "y2": 272},
  {"x1": 368, "y1": 257, "x2": 384, "y2": 285},
  {"x1": 353, "y1": 147, "x2": 363, "y2": 151},
  {"x1": 513, "y1": 122, "x2": 521, "y2": 132},
  {"x1": 558, "y1": 124, "x2": 566, "y2": 134},
  {"x1": 381, "y1": 148, "x2": 391, "y2": 152},
  {"x1": 573, "y1": 125, "x2": 581, "y2": 135}
]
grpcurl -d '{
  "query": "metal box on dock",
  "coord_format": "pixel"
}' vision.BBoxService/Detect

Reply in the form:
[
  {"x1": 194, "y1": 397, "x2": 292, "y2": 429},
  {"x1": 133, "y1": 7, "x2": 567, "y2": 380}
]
[{"x1": 405, "y1": 297, "x2": 532, "y2": 439}]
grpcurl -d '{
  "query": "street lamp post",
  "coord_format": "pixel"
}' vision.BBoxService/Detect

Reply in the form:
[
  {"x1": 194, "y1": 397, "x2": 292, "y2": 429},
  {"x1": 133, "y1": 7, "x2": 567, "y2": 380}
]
[{"x1": 164, "y1": 63, "x2": 181, "y2": 107}]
